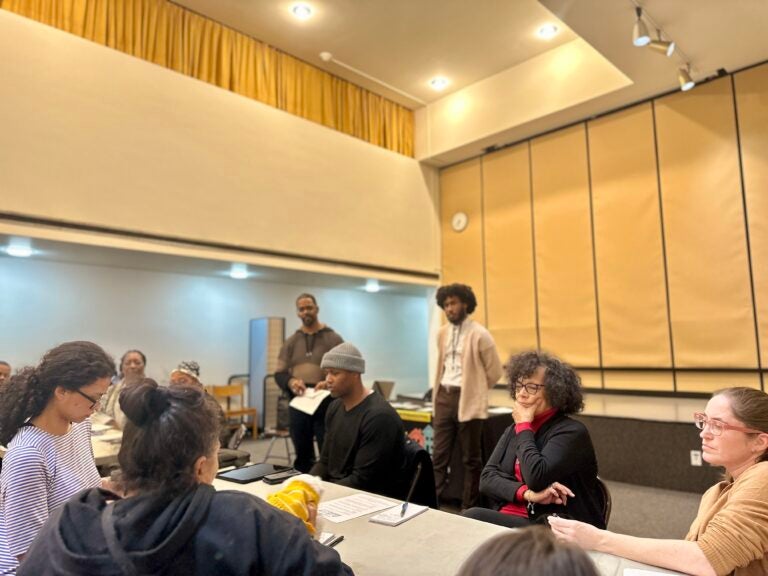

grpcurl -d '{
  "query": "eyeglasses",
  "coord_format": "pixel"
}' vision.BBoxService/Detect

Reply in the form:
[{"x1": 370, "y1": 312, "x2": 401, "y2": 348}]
[
  {"x1": 513, "y1": 380, "x2": 545, "y2": 395},
  {"x1": 693, "y1": 412, "x2": 763, "y2": 436},
  {"x1": 75, "y1": 389, "x2": 103, "y2": 409}
]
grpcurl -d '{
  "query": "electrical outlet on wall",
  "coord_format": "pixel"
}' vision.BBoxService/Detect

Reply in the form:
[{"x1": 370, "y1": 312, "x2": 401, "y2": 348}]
[{"x1": 690, "y1": 450, "x2": 703, "y2": 466}]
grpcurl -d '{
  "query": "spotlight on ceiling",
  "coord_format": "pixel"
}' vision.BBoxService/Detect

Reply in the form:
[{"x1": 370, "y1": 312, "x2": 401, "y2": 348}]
[
  {"x1": 632, "y1": 7, "x2": 651, "y2": 47},
  {"x1": 678, "y1": 65, "x2": 695, "y2": 92},
  {"x1": 291, "y1": 3, "x2": 313, "y2": 21},
  {"x1": 649, "y1": 31, "x2": 676, "y2": 57},
  {"x1": 537, "y1": 23, "x2": 559, "y2": 40},
  {"x1": 229, "y1": 263, "x2": 249, "y2": 280},
  {"x1": 364, "y1": 279, "x2": 381, "y2": 293},
  {"x1": 429, "y1": 77, "x2": 450, "y2": 91},
  {"x1": 5, "y1": 237, "x2": 33, "y2": 258}
]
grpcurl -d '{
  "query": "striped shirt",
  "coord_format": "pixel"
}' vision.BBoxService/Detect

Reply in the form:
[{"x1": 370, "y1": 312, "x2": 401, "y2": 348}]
[{"x1": 0, "y1": 420, "x2": 100, "y2": 575}]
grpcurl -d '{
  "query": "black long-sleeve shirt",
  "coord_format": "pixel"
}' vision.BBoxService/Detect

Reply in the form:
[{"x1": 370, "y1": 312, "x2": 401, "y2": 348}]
[
  {"x1": 311, "y1": 393, "x2": 405, "y2": 497},
  {"x1": 480, "y1": 413, "x2": 606, "y2": 528}
]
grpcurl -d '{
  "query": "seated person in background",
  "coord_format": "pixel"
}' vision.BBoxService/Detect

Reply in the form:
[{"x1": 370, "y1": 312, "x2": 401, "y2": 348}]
[
  {"x1": 169, "y1": 361, "x2": 240, "y2": 450},
  {"x1": 100, "y1": 349, "x2": 146, "y2": 429},
  {"x1": 463, "y1": 351, "x2": 605, "y2": 528},
  {"x1": 0, "y1": 341, "x2": 116, "y2": 575},
  {"x1": 455, "y1": 525, "x2": 599, "y2": 576},
  {"x1": 19, "y1": 379, "x2": 353, "y2": 576},
  {"x1": 550, "y1": 386, "x2": 768, "y2": 576},
  {"x1": 310, "y1": 343, "x2": 406, "y2": 497},
  {"x1": 0, "y1": 361, "x2": 11, "y2": 385}
]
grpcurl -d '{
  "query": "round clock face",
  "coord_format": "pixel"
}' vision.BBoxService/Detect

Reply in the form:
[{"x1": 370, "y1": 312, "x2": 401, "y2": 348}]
[{"x1": 451, "y1": 212, "x2": 468, "y2": 232}]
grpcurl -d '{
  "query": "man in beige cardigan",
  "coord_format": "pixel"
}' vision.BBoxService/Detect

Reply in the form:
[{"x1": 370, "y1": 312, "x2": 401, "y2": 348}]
[{"x1": 432, "y1": 283, "x2": 503, "y2": 510}]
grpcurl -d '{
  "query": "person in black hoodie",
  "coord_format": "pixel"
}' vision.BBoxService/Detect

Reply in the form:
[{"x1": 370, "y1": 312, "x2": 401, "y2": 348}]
[
  {"x1": 463, "y1": 351, "x2": 605, "y2": 529},
  {"x1": 18, "y1": 378, "x2": 354, "y2": 576}
]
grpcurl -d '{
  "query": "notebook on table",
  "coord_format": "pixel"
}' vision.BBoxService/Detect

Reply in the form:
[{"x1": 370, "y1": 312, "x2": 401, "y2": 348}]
[{"x1": 368, "y1": 504, "x2": 428, "y2": 526}]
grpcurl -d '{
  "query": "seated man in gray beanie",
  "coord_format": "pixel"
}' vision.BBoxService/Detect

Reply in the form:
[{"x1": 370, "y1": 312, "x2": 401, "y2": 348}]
[{"x1": 310, "y1": 343, "x2": 406, "y2": 497}]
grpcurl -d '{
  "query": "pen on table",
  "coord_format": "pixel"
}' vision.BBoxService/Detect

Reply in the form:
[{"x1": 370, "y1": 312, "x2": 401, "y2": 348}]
[
  {"x1": 328, "y1": 535, "x2": 344, "y2": 548},
  {"x1": 400, "y1": 461, "x2": 423, "y2": 517}
]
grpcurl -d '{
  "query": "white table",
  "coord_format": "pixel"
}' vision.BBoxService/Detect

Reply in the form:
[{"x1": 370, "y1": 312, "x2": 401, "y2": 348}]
[{"x1": 212, "y1": 477, "x2": 683, "y2": 576}]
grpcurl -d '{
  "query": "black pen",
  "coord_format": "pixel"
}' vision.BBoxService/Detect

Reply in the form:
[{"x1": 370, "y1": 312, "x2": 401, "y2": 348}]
[
  {"x1": 328, "y1": 535, "x2": 344, "y2": 548},
  {"x1": 401, "y1": 462, "x2": 422, "y2": 517}
]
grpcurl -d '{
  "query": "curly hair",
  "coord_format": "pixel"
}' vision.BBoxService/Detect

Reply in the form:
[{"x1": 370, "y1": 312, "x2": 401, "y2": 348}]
[
  {"x1": 436, "y1": 283, "x2": 477, "y2": 314},
  {"x1": 506, "y1": 351, "x2": 584, "y2": 415},
  {"x1": 0, "y1": 341, "x2": 116, "y2": 445},
  {"x1": 118, "y1": 378, "x2": 221, "y2": 496}
]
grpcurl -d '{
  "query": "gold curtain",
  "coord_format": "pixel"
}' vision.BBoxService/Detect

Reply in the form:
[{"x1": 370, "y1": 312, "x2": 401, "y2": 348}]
[{"x1": 1, "y1": 0, "x2": 414, "y2": 156}]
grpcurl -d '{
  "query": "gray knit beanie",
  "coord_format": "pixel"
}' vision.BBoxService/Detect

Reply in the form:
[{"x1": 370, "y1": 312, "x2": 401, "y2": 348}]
[{"x1": 321, "y1": 343, "x2": 366, "y2": 374}]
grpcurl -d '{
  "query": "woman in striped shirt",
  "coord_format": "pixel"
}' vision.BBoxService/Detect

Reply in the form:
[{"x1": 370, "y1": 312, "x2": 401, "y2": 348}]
[{"x1": 0, "y1": 341, "x2": 116, "y2": 575}]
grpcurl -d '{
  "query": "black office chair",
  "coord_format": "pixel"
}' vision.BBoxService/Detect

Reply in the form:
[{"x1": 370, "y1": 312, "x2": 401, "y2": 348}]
[
  {"x1": 596, "y1": 475, "x2": 612, "y2": 526},
  {"x1": 400, "y1": 439, "x2": 438, "y2": 509}
]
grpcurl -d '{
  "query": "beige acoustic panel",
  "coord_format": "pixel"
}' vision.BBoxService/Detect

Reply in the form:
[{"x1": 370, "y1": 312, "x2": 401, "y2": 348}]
[
  {"x1": 588, "y1": 104, "x2": 673, "y2": 368},
  {"x1": 482, "y1": 144, "x2": 537, "y2": 359},
  {"x1": 531, "y1": 124, "x2": 600, "y2": 367},
  {"x1": 579, "y1": 370, "x2": 603, "y2": 390},
  {"x1": 440, "y1": 158, "x2": 486, "y2": 325},
  {"x1": 602, "y1": 371, "x2": 674, "y2": 392},
  {"x1": 676, "y1": 372, "x2": 761, "y2": 394},
  {"x1": 655, "y1": 78, "x2": 758, "y2": 368},
  {"x1": 735, "y1": 63, "x2": 768, "y2": 371}
]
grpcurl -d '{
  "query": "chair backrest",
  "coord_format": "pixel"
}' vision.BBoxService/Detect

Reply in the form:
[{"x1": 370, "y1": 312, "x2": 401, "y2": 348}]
[
  {"x1": 596, "y1": 476, "x2": 612, "y2": 526},
  {"x1": 400, "y1": 439, "x2": 438, "y2": 509}
]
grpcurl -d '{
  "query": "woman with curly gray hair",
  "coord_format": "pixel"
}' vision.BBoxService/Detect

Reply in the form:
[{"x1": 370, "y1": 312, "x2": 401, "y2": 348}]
[{"x1": 463, "y1": 350, "x2": 605, "y2": 529}]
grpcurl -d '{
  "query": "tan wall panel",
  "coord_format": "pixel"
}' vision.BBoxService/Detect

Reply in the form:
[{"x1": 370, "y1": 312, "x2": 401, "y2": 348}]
[
  {"x1": 579, "y1": 370, "x2": 603, "y2": 389},
  {"x1": 735, "y1": 63, "x2": 768, "y2": 368},
  {"x1": 655, "y1": 78, "x2": 758, "y2": 368},
  {"x1": 483, "y1": 144, "x2": 537, "y2": 359},
  {"x1": 440, "y1": 159, "x2": 486, "y2": 325},
  {"x1": 676, "y1": 372, "x2": 760, "y2": 394},
  {"x1": 603, "y1": 371, "x2": 674, "y2": 392},
  {"x1": 531, "y1": 125, "x2": 599, "y2": 366},
  {"x1": 588, "y1": 104, "x2": 672, "y2": 368}
]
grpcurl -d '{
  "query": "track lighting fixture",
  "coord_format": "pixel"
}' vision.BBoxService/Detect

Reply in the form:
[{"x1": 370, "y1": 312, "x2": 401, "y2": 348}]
[
  {"x1": 678, "y1": 65, "x2": 695, "y2": 92},
  {"x1": 648, "y1": 30, "x2": 675, "y2": 57},
  {"x1": 632, "y1": 7, "x2": 651, "y2": 46}
]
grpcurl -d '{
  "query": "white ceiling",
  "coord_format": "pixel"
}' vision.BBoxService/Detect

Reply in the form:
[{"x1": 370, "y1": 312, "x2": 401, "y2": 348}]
[
  {"x1": 172, "y1": 0, "x2": 768, "y2": 165},
  {"x1": 0, "y1": 235, "x2": 433, "y2": 296},
  {"x1": 172, "y1": 0, "x2": 577, "y2": 107}
]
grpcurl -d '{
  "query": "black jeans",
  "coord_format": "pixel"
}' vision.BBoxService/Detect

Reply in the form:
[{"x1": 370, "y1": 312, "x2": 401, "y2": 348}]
[{"x1": 289, "y1": 395, "x2": 332, "y2": 472}]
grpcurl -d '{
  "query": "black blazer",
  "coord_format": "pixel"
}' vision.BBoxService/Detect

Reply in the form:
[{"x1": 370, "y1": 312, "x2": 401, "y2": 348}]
[{"x1": 479, "y1": 413, "x2": 606, "y2": 529}]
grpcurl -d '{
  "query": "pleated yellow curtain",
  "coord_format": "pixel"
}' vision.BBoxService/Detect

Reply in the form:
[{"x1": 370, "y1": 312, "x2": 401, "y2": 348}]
[{"x1": 1, "y1": 0, "x2": 414, "y2": 156}]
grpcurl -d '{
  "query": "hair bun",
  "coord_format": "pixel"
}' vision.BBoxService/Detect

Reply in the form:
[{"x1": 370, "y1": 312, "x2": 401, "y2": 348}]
[{"x1": 120, "y1": 378, "x2": 170, "y2": 427}]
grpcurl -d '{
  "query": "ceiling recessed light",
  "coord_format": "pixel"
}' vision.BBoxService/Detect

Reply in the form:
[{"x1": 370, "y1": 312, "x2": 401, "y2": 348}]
[
  {"x1": 5, "y1": 237, "x2": 33, "y2": 258},
  {"x1": 537, "y1": 23, "x2": 559, "y2": 40},
  {"x1": 429, "y1": 77, "x2": 450, "y2": 91},
  {"x1": 365, "y1": 279, "x2": 381, "y2": 293},
  {"x1": 291, "y1": 3, "x2": 313, "y2": 20},
  {"x1": 229, "y1": 263, "x2": 249, "y2": 280}
]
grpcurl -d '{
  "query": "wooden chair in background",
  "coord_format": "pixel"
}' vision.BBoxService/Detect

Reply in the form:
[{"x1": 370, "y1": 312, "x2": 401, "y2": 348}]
[{"x1": 207, "y1": 384, "x2": 258, "y2": 439}]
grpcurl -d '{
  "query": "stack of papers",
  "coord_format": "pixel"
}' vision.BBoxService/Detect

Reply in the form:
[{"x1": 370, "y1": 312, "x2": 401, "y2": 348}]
[
  {"x1": 318, "y1": 494, "x2": 394, "y2": 523},
  {"x1": 369, "y1": 504, "x2": 428, "y2": 526},
  {"x1": 289, "y1": 389, "x2": 331, "y2": 416}
]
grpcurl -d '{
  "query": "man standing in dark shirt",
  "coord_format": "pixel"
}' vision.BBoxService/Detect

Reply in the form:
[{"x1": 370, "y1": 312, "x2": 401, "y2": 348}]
[
  {"x1": 275, "y1": 293, "x2": 344, "y2": 472},
  {"x1": 311, "y1": 343, "x2": 406, "y2": 497}
]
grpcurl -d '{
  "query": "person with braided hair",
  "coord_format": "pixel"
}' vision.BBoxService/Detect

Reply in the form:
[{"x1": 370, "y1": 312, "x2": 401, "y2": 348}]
[
  {"x1": 18, "y1": 378, "x2": 353, "y2": 576},
  {"x1": 0, "y1": 341, "x2": 116, "y2": 575}
]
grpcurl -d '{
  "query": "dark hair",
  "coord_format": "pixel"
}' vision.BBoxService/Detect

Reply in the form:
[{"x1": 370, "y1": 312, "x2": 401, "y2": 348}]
[
  {"x1": 455, "y1": 526, "x2": 599, "y2": 576},
  {"x1": 0, "y1": 341, "x2": 116, "y2": 445},
  {"x1": 118, "y1": 378, "x2": 221, "y2": 495},
  {"x1": 296, "y1": 293, "x2": 317, "y2": 306},
  {"x1": 713, "y1": 387, "x2": 768, "y2": 463},
  {"x1": 506, "y1": 351, "x2": 584, "y2": 415},
  {"x1": 436, "y1": 284, "x2": 477, "y2": 314},
  {"x1": 119, "y1": 349, "x2": 147, "y2": 378}
]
